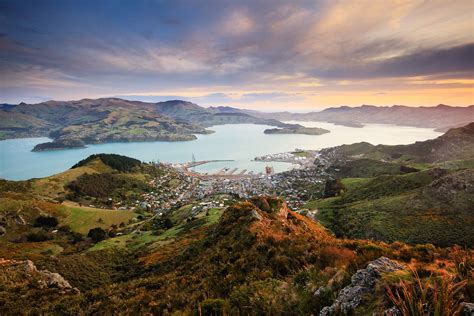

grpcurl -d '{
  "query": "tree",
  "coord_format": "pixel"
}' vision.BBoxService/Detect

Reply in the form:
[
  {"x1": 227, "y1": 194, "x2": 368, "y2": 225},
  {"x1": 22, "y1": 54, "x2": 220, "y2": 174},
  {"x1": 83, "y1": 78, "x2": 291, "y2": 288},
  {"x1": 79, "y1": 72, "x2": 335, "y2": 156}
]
[
  {"x1": 323, "y1": 179, "x2": 345, "y2": 198},
  {"x1": 33, "y1": 215, "x2": 59, "y2": 228},
  {"x1": 163, "y1": 218, "x2": 173, "y2": 229},
  {"x1": 87, "y1": 227, "x2": 107, "y2": 243}
]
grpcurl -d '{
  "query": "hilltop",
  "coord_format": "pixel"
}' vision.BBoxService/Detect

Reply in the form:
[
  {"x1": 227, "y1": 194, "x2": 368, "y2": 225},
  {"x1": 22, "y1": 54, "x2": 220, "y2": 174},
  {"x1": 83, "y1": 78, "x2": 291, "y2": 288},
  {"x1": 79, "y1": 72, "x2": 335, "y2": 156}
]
[{"x1": 155, "y1": 100, "x2": 297, "y2": 128}]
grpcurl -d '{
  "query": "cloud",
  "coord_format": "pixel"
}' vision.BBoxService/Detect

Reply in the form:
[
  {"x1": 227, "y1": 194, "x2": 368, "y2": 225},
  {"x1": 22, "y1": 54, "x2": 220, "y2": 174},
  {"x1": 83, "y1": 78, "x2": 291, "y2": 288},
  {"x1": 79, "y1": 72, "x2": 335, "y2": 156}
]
[
  {"x1": 220, "y1": 10, "x2": 255, "y2": 36},
  {"x1": 0, "y1": 0, "x2": 473, "y2": 107},
  {"x1": 310, "y1": 43, "x2": 474, "y2": 80}
]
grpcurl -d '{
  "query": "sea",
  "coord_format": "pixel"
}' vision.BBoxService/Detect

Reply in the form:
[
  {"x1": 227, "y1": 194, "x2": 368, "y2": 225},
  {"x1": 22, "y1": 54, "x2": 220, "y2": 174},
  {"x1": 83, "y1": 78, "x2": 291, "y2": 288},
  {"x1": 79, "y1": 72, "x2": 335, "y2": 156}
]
[{"x1": 0, "y1": 122, "x2": 442, "y2": 180}]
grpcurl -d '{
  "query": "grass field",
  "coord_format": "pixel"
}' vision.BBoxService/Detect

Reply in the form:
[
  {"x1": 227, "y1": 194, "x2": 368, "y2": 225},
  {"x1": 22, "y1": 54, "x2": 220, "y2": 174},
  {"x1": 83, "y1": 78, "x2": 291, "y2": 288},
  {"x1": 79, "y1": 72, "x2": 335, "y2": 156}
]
[
  {"x1": 60, "y1": 202, "x2": 137, "y2": 234},
  {"x1": 340, "y1": 178, "x2": 371, "y2": 191},
  {"x1": 32, "y1": 159, "x2": 114, "y2": 199},
  {"x1": 90, "y1": 207, "x2": 224, "y2": 251},
  {"x1": 89, "y1": 231, "x2": 160, "y2": 251}
]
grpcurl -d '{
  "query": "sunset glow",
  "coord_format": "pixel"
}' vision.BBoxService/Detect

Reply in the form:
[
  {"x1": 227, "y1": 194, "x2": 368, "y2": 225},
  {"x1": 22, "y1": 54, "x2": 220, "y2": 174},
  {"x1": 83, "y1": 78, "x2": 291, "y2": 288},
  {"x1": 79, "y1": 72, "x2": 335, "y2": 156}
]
[{"x1": 1, "y1": 0, "x2": 473, "y2": 109}]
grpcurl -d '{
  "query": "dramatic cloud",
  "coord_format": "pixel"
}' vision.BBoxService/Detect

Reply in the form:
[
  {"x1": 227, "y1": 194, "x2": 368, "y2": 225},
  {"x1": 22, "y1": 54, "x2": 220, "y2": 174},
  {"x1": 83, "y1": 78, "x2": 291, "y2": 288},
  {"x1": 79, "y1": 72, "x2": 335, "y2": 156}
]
[{"x1": 0, "y1": 0, "x2": 472, "y2": 108}]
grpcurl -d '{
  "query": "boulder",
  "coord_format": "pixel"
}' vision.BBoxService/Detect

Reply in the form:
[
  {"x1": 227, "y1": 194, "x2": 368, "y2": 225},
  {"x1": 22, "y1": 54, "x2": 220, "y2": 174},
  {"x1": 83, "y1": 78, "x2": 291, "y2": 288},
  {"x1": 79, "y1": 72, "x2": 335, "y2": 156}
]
[
  {"x1": 320, "y1": 257, "x2": 404, "y2": 315},
  {"x1": 461, "y1": 302, "x2": 474, "y2": 316}
]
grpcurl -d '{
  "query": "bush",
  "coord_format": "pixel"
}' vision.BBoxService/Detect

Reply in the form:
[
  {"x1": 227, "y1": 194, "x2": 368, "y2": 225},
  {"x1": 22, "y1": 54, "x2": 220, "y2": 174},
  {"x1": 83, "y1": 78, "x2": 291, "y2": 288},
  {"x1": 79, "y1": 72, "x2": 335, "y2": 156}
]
[
  {"x1": 324, "y1": 179, "x2": 345, "y2": 197},
  {"x1": 386, "y1": 269, "x2": 466, "y2": 316},
  {"x1": 163, "y1": 218, "x2": 173, "y2": 229},
  {"x1": 319, "y1": 246, "x2": 356, "y2": 268},
  {"x1": 199, "y1": 299, "x2": 230, "y2": 316},
  {"x1": 26, "y1": 231, "x2": 52, "y2": 242},
  {"x1": 33, "y1": 215, "x2": 58, "y2": 228},
  {"x1": 88, "y1": 227, "x2": 107, "y2": 243}
]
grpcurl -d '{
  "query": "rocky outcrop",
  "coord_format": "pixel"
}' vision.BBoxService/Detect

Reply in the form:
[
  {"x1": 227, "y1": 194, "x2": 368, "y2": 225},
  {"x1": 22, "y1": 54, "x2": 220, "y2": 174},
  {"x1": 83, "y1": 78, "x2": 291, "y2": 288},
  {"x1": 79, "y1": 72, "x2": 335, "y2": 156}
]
[
  {"x1": 424, "y1": 169, "x2": 474, "y2": 205},
  {"x1": 0, "y1": 258, "x2": 79, "y2": 294},
  {"x1": 320, "y1": 257, "x2": 404, "y2": 315},
  {"x1": 461, "y1": 302, "x2": 474, "y2": 316}
]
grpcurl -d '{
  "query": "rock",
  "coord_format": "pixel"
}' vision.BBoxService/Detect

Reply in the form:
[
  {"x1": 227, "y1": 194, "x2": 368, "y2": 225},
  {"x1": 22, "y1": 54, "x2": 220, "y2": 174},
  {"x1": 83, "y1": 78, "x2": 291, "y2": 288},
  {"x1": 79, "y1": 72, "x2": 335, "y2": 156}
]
[
  {"x1": 383, "y1": 306, "x2": 401, "y2": 316},
  {"x1": 0, "y1": 258, "x2": 79, "y2": 293},
  {"x1": 320, "y1": 257, "x2": 404, "y2": 315},
  {"x1": 0, "y1": 225, "x2": 6, "y2": 236},
  {"x1": 16, "y1": 214, "x2": 26, "y2": 225},
  {"x1": 461, "y1": 302, "x2": 474, "y2": 316},
  {"x1": 38, "y1": 270, "x2": 73, "y2": 290},
  {"x1": 250, "y1": 209, "x2": 263, "y2": 221}
]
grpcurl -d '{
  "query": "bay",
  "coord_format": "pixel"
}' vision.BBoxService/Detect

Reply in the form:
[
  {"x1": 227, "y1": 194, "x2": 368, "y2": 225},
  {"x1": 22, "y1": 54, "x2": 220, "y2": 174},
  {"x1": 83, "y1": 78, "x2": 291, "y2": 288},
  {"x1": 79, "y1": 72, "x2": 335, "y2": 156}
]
[{"x1": 0, "y1": 122, "x2": 442, "y2": 180}]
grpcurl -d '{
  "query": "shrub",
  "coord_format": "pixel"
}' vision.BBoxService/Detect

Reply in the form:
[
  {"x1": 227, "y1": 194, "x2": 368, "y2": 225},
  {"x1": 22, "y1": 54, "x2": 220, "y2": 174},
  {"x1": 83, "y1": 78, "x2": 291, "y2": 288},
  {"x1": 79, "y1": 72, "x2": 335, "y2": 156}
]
[
  {"x1": 413, "y1": 244, "x2": 436, "y2": 262},
  {"x1": 450, "y1": 246, "x2": 474, "y2": 279},
  {"x1": 33, "y1": 215, "x2": 58, "y2": 228},
  {"x1": 163, "y1": 218, "x2": 173, "y2": 229},
  {"x1": 386, "y1": 269, "x2": 466, "y2": 316},
  {"x1": 88, "y1": 227, "x2": 107, "y2": 243},
  {"x1": 323, "y1": 179, "x2": 345, "y2": 197},
  {"x1": 319, "y1": 246, "x2": 356, "y2": 268},
  {"x1": 70, "y1": 231, "x2": 84, "y2": 243},
  {"x1": 199, "y1": 298, "x2": 230, "y2": 316},
  {"x1": 26, "y1": 231, "x2": 52, "y2": 242}
]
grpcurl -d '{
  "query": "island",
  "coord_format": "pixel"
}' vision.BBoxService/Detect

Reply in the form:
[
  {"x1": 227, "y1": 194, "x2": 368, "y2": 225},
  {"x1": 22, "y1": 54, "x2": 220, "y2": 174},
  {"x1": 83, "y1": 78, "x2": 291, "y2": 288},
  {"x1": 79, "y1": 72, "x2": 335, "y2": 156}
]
[
  {"x1": 264, "y1": 126, "x2": 330, "y2": 135},
  {"x1": 32, "y1": 139, "x2": 86, "y2": 151}
]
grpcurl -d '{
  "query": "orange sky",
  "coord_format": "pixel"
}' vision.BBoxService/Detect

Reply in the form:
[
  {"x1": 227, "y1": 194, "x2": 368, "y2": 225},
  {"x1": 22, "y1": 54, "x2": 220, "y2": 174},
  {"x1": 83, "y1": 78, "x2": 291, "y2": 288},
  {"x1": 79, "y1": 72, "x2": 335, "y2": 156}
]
[{"x1": 1, "y1": 0, "x2": 473, "y2": 109}]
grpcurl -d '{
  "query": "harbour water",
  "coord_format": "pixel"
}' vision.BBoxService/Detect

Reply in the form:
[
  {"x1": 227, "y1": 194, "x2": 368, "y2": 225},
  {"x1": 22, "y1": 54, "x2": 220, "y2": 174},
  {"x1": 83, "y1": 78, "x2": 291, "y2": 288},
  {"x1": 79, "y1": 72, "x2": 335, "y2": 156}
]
[{"x1": 0, "y1": 122, "x2": 442, "y2": 180}]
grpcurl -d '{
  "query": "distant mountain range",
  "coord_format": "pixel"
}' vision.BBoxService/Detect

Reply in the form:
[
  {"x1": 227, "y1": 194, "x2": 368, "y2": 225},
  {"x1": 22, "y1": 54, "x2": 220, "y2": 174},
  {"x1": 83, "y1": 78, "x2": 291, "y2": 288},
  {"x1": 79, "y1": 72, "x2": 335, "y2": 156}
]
[
  {"x1": 240, "y1": 104, "x2": 474, "y2": 132},
  {"x1": 0, "y1": 98, "x2": 472, "y2": 150}
]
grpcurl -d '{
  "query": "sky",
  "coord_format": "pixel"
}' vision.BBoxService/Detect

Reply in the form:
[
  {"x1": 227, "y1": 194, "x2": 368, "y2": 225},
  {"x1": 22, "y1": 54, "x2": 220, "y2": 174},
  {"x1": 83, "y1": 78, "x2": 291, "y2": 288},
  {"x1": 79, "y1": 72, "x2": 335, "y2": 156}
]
[{"x1": 0, "y1": 0, "x2": 473, "y2": 110}]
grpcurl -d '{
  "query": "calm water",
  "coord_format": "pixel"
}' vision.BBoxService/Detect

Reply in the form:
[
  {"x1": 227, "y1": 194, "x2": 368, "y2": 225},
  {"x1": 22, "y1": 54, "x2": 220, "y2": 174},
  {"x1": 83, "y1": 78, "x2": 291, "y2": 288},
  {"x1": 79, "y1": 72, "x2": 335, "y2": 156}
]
[{"x1": 0, "y1": 122, "x2": 441, "y2": 180}]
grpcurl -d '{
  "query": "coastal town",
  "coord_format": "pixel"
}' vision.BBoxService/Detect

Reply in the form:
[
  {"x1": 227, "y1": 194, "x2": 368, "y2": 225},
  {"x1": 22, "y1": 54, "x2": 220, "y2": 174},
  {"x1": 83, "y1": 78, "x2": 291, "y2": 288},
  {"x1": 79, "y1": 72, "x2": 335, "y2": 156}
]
[{"x1": 106, "y1": 149, "x2": 334, "y2": 218}]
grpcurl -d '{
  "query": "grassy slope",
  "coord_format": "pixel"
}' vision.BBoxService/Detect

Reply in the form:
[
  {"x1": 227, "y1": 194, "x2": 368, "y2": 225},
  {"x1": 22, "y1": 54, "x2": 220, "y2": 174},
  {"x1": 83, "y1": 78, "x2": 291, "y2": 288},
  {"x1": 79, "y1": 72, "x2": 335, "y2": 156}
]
[
  {"x1": 60, "y1": 202, "x2": 137, "y2": 235},
  {"x1": 90, "y1": 207, "x2": 223, "y2": 251},
  {"x1": 31, "y1": 159, "x2": 114, "y2": 199},
  {"x1": 308, "y1": 168, "x2": 474, "y2": 246}
]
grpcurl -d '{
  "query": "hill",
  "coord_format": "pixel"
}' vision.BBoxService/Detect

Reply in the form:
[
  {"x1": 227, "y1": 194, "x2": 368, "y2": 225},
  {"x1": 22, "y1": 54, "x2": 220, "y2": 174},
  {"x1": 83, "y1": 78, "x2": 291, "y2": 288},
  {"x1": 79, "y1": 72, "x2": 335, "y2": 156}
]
[
  {"x1": 308, "y1": 168, "x2": 474, "y2": 247},
  {"x1": 307, "y1": 124, "x2": 474, "y2": 247},
  {"x1": 245, "y1": 104, "x2": 474, "y2": 131},
  {"x1": 0, "y1": 153, "x2": 473, "y2": 314},
  {"x1": 1, "y1": 195, "x2": 472, "y2": 314},
  {"x1": 155, "y1": 100, "x2": 297, "y2": 128},
  {"x1": 320, "y1": 122, "x2": 474, "y2": 164},
  {"x1": 0, "y1": 98, "x2": 294, "y2": 149}
]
